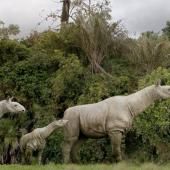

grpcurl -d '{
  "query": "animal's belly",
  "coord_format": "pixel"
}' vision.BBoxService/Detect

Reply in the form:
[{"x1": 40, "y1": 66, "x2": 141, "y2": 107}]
[
  {"x1": 81, "y1": 126, "x2": 106, "y2": 138},
  {"x1": 27, "y1": 138, "x2": 45, "y2": 150},
  {"x1": 80, "y1": 113, "x2": 107, "y2": 138},
  {"x1": 27, "y1": 140, "x2": 39, "y2": 150}
]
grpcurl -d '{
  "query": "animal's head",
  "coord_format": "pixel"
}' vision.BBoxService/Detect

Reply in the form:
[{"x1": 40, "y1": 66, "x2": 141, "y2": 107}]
[
  {"x1": 5, "y1": 97, "x2": 26, "y2": 113},
  {"x1": 154, "y1": 80, "x2": 170, "y2": 99},
  {"x1": 54, "y1": 119, "x2": 69, "y2": 127}
]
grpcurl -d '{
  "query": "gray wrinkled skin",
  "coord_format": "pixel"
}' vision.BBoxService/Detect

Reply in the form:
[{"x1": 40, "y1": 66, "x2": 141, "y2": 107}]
[
  {"x1": 62, "y1": 82, "x2": 170, "y2": 163},
  {"x1": 0, "y1": 97, "x2": 26, "y2": 118},
  {"x1": 20, "y1": 119, "x2": 68, "y2": 164}
]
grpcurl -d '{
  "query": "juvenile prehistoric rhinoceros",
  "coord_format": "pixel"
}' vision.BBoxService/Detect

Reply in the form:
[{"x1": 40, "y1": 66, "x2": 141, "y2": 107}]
[
  {"x1": 62, "y1": 81, "x2": 170, "y2": 163},
  {"x1": 20, "y1": 119, "x2": 68, "y2": 164}
]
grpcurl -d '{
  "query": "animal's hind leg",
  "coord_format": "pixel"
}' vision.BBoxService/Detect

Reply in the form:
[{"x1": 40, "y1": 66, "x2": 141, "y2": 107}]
[
  {"x1": 21, "y1": 150, "x2": 25, "y2": 164},
  {"x1": 71, "y1": 138, "x2": 87, "y2": 163},
  {"x1": 109, "y1": 131, "x2": 122, "y2": 162},
  {"x1": 63, "y1": 111, "x2": 80, "y2": 163},
  {"x1": 25, "y1": 148, "x2": 32, "y2": 164},
  {"x1": 62, "y1": 137, "x2": 78, "y2": 163}
]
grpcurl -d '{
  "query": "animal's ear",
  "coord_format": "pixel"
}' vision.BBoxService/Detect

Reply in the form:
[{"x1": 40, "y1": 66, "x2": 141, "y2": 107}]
[
  {"x1": 10, "y1": 97, "x2": 14, "y2": 101},
  {"x1": 6, "y1": 96, "x2": 11, "y2": 102},
  {"x1": 155, "y1": 79, "x2": 161, "y2": 87},
  {"x1": 6, "y1": 96, "x2": 14, "y2": 102}
]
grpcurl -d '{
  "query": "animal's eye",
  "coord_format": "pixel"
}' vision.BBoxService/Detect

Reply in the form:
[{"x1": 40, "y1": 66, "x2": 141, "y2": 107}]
[
  {"x1": 14, "y1": 104, "x2": 18, "y2": 107},
  {"x1": 168, "y1": 88, "x2": 170, "y2": 91}
]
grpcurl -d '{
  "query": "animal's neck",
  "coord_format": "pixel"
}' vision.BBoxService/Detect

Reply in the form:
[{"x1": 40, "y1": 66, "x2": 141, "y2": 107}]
[
  {"x1": 127, "y1": 85, "x2": 161, "y2": 116},
  {"x1": 0, "y1": 100, "x2": 8, "y2": 118},
  {"x1": 40, "y1": 121, "x2": 59, "y2": 139}
]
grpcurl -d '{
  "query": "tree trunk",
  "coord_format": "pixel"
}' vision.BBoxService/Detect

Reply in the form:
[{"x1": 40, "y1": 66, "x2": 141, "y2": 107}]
[
  {"x1": 90, "y1": 53, "x2": 113, "y2": 78},
  {"x1": 61, "y1": 0, "x2": 70, "y2": 26}
]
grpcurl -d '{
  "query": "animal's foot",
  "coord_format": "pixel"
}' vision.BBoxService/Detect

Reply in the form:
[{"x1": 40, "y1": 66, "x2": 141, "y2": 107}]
[
  {"x1": 115, "y1": 156, "x2": 122, "y2": 163},
  {"x1": 63, "y1": 156, "x2": 72, "y2": 164}
]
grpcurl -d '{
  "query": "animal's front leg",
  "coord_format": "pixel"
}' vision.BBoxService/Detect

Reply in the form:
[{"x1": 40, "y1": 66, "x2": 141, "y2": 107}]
[
  {"x1": 109, "y1": 131, "x2": 122, "y2": 162},
  {"x1": 38, "y1": 141, "x2": 46, "y2": 165},
  {"x1": 38, "y1": 150, "x2": 43, "y2": 165}
]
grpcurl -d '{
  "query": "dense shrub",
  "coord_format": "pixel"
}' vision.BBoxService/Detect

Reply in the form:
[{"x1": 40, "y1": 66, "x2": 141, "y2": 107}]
[
  {"x1": 0, "y1": 19, "x2": 170, "y2": 164},
  {"x1": 133, "y1": 67, "x2": 170, "y2": 162},
  {"x1": 0, "y1": 39, "x2": 30, "y2": 66}
]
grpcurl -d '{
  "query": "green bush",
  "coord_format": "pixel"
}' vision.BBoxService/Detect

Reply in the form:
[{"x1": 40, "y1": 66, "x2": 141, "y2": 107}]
[
  {"x1": 133, "y1": 67, "x2": 170, "y2": 162},
  {"x1": 0, "y1": 39, "x2": 30, "y2": 66}
]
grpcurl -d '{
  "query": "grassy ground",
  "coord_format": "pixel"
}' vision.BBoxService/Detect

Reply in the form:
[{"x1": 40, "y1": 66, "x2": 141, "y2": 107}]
[{"x1": 1, "y1": 162, "x2": 170, "y2": 170}]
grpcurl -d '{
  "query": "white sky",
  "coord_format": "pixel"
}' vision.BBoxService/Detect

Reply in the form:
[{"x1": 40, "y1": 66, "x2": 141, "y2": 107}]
[
  {"x1": 0, "y1": 0, "x2": 170, "y2": 37},
  {"x1": 111, "y1": 0, "x2": 170, "y2": 37}
]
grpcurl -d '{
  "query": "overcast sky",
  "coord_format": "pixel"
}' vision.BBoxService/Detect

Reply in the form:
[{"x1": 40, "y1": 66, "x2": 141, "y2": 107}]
[{"x1": 0, "y1": 0, "x2": 170, "y2": 37}]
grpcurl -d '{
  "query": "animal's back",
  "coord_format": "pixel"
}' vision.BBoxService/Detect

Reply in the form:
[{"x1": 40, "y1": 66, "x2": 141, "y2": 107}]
[
  {"x1": 64, "y1": 99, "x2": 109, "y2": 117},
  {"x1": 20, "y1": 130, "x2": 45, "y2": 151}
]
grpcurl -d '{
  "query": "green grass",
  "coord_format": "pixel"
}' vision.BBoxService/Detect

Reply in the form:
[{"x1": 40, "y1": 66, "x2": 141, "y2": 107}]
[{"x1": 1, "y1": 162, "x2": 170, "y2": 170}]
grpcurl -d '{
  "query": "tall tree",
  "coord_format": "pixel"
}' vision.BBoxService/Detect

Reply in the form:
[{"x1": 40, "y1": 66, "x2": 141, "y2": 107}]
[
  {"x1": 162, "y1": 21, "x2": 170, "y2": 39},
  {"x1": 0, "y1": 20, "x2": 20, "y2": 39},
  {"x1": 61, "y1": 0, "x2": 71, "y2": 26},
  {"x1": 127, "y1": 34, "x2": 170, "y2": 74},
  {"x1": 73, "y1": 1, "x2": 126, "y2": 76}
]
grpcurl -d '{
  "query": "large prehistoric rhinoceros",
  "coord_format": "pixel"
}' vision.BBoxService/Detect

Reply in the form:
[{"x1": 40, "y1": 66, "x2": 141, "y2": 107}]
[
  {"x1": 62, "y1": 81, "x2": 170, "y2": 163},
  {"x1": 0, "y1": 97, "x2": 26, "y2": 118}
]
